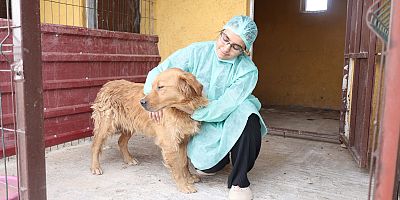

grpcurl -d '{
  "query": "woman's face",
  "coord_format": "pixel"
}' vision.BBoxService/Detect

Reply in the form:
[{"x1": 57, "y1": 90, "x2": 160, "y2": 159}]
[{"x1": 216, "y1": 29, "x2": 246, "y2": 60}]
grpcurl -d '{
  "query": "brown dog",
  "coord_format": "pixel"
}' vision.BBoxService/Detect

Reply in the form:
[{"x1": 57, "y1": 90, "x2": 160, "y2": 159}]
[{"x1": 90, "y1": 68, "x2": 207, "y2": 193}]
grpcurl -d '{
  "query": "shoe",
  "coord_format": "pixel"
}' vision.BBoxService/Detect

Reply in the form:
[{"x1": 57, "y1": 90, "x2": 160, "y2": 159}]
[
  {"x1": 228, "y1": 185, "x2": 253, "y2": 200},
  {"x1": 195, "y1": 169, "x2": 216, "y2": 176}
]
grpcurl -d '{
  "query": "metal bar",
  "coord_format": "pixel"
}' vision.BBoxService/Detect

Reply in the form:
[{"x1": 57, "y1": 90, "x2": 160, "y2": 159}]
[
  {"x1": 123, "y1": 0, "x2": 126, "y2": 31},
  {"x1": 11, "y1": 0, "x2": 46, "y2": 199},
  {"x1": 134, "y1": 0, "x2": 140, "y2": 33},
  {"x1": 132, "y1": 0, "x2": 135, "y2": 32},
  {"x1": 141, "y1": 0, "x2": 144, "y2": 33},
  {"x1": 101, "y1": 0, "x2": 104, "y2": 29},
  {"x1": 118, "y1": 0, "x2": 124, "y2": 32},
  {"x1": 72, "y1": 0, "x2": 75, "y2": 26},
  {"x1": 344, "y1": 52, "x2": 369, "y2": 58},
  {"x1": 148, "y1": 0, "x2": 150, "y2": 34},
  {"x1": 78, "y1": 0, "x2": 81, "y2": 26},
  {"x1": 112, "y1": 0, "x2": 115, "y2": 31},
  {"x1": 0, "y1": 128, "x2": 25, "y2": 134},
  {"x1": 374, "y1": 0, "x2": 400, "y2": 199},
  {"x1": 50, "y1": 0, "x2": 53, "y2": 24},
  {"x1": 0, "y1": 91, "x2": 9, "y2": 200},
  {"x1": 43, "y1": 0, "x2": 46, "y2": 23},
  {"x1": 121, "y1": 0, "x2": 123, "y2": 31},
  {"x1": 150, "y1": 0, "x2": 154, "y2": 34},
  {"x1": 0, "y1": 26, "x2": 21, "y2": 29},
  {"x1": 146, "y1": 0, "x2": 149, "y2": 34},
  {"x1": 65, "y1": 0, "x2": 68, "y2": 25},
  {"x1": 125, "y1": 0, "x2": 130, "y2": 33},
  {"x1": 117, "y1": 0, "x2": 120, "y2": 31},
  {"x1": 107, "y1": 0, "x2": 110, "y2": 30},
  {"x1": 59, "y1": 0, "x2": 61, "y2": 24}
]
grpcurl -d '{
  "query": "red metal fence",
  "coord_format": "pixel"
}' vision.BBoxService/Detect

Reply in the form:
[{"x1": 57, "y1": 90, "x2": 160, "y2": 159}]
[
  {"x1": 0, "y1": 20, "x2": 160, "y2": 157},
  {"x1": 374, "y1": 0, "x2": 400, "y2": 198}
]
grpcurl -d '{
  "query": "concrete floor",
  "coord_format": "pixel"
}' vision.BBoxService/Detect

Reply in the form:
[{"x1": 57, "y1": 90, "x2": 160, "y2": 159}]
[
  {"x1": 261, "y1": 106, "x2": 341, "y2": 143},
  {"x1": 0, "y1": 134, "x2": 369, "y2": 200}
]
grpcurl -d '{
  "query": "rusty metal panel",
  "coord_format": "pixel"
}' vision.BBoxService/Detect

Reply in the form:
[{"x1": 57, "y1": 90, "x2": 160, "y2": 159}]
[{"x1": 0, "y1": 21, "x2": 161, "y2": 157}]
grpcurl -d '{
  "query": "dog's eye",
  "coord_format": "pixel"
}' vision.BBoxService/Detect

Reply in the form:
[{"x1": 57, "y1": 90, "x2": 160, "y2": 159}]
[{"x1": 157, "y1": 86, "x2": 164, "y2": 90}]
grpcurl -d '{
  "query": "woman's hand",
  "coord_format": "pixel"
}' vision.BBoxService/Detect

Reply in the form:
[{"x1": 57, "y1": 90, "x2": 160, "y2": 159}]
[{"x1": 149, "y1": 110, "x2": 163, "y2": 124}]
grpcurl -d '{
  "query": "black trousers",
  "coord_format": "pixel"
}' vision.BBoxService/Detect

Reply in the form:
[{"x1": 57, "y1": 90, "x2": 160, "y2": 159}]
[{"x1": 201, "y1": 113, "x2": 262, "y2": 188}]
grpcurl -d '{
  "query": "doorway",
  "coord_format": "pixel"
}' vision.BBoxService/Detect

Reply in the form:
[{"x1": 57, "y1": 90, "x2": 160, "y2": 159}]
[{"x1": 253, "y1": 0, "x2": 347, "y2": 143}]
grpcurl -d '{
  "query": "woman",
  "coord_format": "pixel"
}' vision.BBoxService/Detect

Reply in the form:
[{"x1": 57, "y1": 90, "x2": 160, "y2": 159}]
[{"x1": 143, "y1": 15, "x2": 268, "y2": 200}]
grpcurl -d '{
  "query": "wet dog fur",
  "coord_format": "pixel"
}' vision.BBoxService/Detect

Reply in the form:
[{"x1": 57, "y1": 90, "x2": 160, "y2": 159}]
[{"x1": 90, "y1": 68, "x2": 207, "y2": 193}]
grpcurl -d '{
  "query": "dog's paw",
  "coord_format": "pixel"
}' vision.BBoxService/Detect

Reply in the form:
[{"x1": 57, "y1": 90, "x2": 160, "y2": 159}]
[
  {"x1": 187, "y1": 174, "x2": 201, "y2": 184},
  {"x1": 125, "y1": 157, "x2": 139, "y2": 166},
  {"x1": 91, "y1": 167, "x2": 103, "y2": 175},
  {"x1": 178, "y1": 184, "x2": 197, "y2": 193}
]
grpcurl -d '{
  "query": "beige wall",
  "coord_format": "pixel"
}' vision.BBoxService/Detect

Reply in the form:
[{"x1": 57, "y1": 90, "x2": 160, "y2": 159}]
[
  {"x1": 154, "y1": 0, "x2": 249, "y2": 60},
  {"x1": 253, "y1": 0, "x2": 347, "y2": 110}
]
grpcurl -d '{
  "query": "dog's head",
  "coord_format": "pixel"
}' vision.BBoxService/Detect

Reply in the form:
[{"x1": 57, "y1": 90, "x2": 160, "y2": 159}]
[{"x1": 140, "y1": 68, "x2": 207, "y2": 113}]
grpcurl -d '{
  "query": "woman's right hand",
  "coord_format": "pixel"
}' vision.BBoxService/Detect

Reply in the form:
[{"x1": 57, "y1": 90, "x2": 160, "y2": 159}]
[{"x1": 149, "y1": 110, "x2": 163, "y2": 124}]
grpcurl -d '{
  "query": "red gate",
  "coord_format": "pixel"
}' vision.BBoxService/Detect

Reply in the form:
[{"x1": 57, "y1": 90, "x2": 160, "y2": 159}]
[{"x1": 0, "y1": 21, "x2": 160, "y2": 157}]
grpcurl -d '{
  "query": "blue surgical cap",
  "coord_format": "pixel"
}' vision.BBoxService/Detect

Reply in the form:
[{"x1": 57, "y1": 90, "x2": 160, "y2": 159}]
[{"x1": 223, "y1": 15, "x2": 258, "y2": 50}]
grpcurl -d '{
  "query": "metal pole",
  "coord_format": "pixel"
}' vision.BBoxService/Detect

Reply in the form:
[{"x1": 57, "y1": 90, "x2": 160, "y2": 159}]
[
  {"x1": 374, "y1": 0, "x2": 400, "y2": 199},
  {"x1": 133, "y1": 0, "x2": 140, "y2": 33},
  {"x1": 11, "y1": 0, "x2": 46, "y2": 199}
]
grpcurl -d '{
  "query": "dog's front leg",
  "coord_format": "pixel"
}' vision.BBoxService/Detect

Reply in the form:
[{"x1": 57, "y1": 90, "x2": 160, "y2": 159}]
[
  {"x1": 160, "y1": 144, "x2": 197, "y2": 193},
  {"x1": 179, "y1": 141, "x2": 200, "y2": 184}
]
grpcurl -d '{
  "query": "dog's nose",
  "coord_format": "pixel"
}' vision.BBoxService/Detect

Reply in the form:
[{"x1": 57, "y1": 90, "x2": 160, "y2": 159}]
[{"x1": 140, "y1": 98, "x2": 147, "y2": 106}]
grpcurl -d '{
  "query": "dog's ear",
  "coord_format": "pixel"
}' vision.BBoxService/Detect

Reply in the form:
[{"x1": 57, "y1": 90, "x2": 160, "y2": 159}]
[{"x1": 178, "y1": 72, "x2": 203, "y2": 98}]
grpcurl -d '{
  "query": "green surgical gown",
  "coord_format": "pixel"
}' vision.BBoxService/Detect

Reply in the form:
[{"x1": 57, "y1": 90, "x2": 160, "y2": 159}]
[{"x1": 144, "y1": 41, "x2": 268, "y2": 170}]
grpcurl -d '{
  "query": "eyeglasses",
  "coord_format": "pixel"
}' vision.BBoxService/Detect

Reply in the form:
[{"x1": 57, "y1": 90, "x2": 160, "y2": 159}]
[{"x1": 219, "y1": 31, "x2": 245, "y2": 53}]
